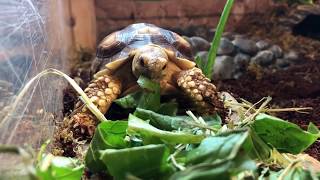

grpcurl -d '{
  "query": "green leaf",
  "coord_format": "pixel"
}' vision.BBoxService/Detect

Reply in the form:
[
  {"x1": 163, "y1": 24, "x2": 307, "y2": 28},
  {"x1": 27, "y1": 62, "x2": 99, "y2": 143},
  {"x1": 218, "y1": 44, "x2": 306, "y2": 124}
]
[
  {"x1": 204, "y1": 0, "x2": 234, "y2": 79},
  {"x1": 243, "y1": 129, "x2": 271, "y2": 161},
  {"x1": 134, "y1": 108, "x2": 191, "y2": 131},
  {"x1": 170, "y1": 155, "x2": 256, "y2": 180},
  {"x1": 157, "y1": 101, "x2": 179, "y2": 116},
  {"x1": 137, "y1": 75, "x2": 160, "y2": 92},
  {"x1": 37, "y1": 155, "x2": 84, "y2": 180},
  {"x1": 127, "y1": 114, "x2": 205, "y2": 144},
  {"x1": 137, "y1": 76, "x2": 161, "y2": 111},
  {"x1": 85, "y1": 121, "x2": 128, "y2": 172},
  {"x1": 202, "y1": 114, "x2": 222, "y2": 128},
  {"x1": 186, "y1": 129, "x2": 249, "y2": 165},
  {"x1": 170, "y1": 130, "x2": 256, "y2": 180},
  {"x1": 252, "y1": 113, "x2": 319, "y2": 154},
  {"x1": 266, "y1": 166, "x2": 314, "y2": 180},
  {"x1": 99, "y1": 144, "x2": 172, "y2": 179},
  {"x1": 114, "y1": 91, "x2": 143, "y2": 109},
  {"x1": 134, "y1": 108, "x2": 222, "y2": 131},
  {"x1": 307, "y1": 122, "x2": 320, "y2": 135}
]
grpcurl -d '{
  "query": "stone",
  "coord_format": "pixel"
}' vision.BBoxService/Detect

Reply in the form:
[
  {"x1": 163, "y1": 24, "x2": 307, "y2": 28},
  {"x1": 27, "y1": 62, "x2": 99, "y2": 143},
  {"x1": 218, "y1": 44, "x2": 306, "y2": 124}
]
[
  {"x1": 269, "y1": 45, "x2": 283, "y2": 58},
  {"x1": 275, "y1": 58, "x2": 291, "y2": 69},
  {"x1": 222, "y1": 32, "x2": 235, "y2": 40},
  {"x1": 234, "y1": 53, "x2": 251, "y2": 70},
  {"x1": 284, "y1": 50, "x2": 300, "y2": 63},
  {"x1": 212, "y1": 56, "x2": 236, "y2": 80},
  {"x1": 232, "y1": 37, "x2": 259, "y2": 55},
  {"x1": 189, "y1": 36, "x2": 211, "y2": 52},
  {"x1": 217, "y1": 37, "x2": 235, "y2": 55},
  {"x1": 251, "y1": 50, "x2": 275, "y2": 66},
  {"x1": 195, "y1": 51, "x2": 208, "y2": 62},
  {"x1": 256, "y1": 40, "x2": 270, "y2": 50}
]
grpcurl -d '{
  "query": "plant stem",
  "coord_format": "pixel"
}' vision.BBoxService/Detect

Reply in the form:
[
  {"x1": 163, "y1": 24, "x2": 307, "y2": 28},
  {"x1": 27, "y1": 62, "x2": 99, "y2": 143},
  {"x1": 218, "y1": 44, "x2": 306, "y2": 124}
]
[
  {"x1": 204, "y1": 0, "x2": 234, "y2": 79},
  {"x1": 3, "y1": 68, "x2": 108, "y2": 124}
]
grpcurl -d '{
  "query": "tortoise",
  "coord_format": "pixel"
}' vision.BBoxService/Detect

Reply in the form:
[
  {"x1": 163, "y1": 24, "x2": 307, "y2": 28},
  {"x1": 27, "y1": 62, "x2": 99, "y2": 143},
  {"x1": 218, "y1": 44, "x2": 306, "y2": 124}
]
[{"x1": 55, "y1": 23, "x2": 224, "y2": 157}]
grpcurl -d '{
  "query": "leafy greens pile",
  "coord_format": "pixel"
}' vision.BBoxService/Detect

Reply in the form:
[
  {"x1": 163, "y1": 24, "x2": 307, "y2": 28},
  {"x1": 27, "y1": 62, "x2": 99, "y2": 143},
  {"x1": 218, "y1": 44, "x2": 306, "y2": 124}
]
[
  {"x1": 82, "y1": 76, "x2": 320, "y2": 179},
  {"x1": 1, "y1": 76, "x2": 320, "y2": 180}
]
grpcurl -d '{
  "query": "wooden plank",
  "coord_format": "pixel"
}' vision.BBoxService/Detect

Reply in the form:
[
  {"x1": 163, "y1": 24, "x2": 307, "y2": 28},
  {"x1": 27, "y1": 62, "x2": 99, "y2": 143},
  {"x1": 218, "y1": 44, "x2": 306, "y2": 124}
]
[
  {"x1": 47, "y1": 0, "x2": 74, "y2": 58},
  {"x1": 69, "y1": 0, "x2": 97, "y2": 51}
]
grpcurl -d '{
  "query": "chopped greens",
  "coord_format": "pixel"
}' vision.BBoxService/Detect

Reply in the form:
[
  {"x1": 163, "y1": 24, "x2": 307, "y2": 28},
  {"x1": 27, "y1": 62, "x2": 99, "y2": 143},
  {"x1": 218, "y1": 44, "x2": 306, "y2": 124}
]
[
  {"x1": 37, "y1": 155, "x2": 84, "y2": 180},
  {"x1": 114, "y1": 91, "x2": 143, "y2": 109},
  {"x1": 186, "y1": 129, "x2": 249, "y2": 165},
  {"x1": 100, "y1": 144, "x2": 172, "y2": 179},
  {"x1": 134, "y1": 108, "x2": 191, "y2": 130},
  {"x1": 252, "y1": 113, "x2": 320, "y2": 154},
  {"x1": 85, "y1": 121, "x2": 128, "y2": 172},
  {"x1": 137, "y1": 75, "x2": 161, "y2": 111},
  {"x1": 128, "y1": 114, "x2": 205, "y2": 144},
  {"x1": 3, "y1": 72, "x2": 318, "y2": 179},
  {"x1": 80, "y1": 75, "x2": 320, "y2": 179}
]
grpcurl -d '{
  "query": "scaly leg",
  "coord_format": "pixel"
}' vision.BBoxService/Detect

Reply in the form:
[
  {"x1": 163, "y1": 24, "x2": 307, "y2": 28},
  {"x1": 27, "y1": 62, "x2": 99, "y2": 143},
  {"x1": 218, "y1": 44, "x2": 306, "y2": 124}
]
[
  {"x1": 53, "y1": 74, "x2": 121, "y2": 157},
  {"x1": 175, "y1": 67, "x2": 225, "y2": 116}
]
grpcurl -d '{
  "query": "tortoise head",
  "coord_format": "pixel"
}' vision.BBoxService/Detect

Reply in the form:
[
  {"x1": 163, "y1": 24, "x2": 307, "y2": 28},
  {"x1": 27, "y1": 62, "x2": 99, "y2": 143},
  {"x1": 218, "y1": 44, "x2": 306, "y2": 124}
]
[{"x1": 131, "y1": 44, "x2": 168, "y2": 81}]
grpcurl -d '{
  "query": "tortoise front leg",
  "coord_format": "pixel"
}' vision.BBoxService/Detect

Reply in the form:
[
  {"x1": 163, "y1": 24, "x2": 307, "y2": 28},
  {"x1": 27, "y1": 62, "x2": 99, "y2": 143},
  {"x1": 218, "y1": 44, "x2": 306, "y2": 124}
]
[
  {"x1": 78, "y1": 74, "x2": 122, "y2": 115},
  {"x1": 175, "y1": 67, "x2": 225, "y2": 116},
  {"x1": 53, "y1": 74, "x2": 121, "y2": 157}
]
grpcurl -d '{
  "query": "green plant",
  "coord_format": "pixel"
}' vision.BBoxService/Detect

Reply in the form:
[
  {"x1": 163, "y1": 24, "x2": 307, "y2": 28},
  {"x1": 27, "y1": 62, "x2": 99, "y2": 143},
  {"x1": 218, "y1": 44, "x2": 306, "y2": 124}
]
[{"x1": 200, "y1": 0, "x2": 235, "y2": 79}]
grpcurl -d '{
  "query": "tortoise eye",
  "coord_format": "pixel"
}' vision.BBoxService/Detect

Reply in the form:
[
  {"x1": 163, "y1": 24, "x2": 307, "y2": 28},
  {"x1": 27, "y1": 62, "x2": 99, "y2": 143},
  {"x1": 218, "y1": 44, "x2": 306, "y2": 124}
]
[{"x1": 139, "y1": 57, "x2": 145, "y2": 67}]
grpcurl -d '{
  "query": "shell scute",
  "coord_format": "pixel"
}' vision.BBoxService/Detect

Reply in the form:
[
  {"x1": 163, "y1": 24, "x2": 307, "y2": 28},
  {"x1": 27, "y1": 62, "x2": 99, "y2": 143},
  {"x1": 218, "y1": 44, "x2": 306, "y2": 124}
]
[{"x1": 94, "y1": 23, "x2": 194, "y2": 72}]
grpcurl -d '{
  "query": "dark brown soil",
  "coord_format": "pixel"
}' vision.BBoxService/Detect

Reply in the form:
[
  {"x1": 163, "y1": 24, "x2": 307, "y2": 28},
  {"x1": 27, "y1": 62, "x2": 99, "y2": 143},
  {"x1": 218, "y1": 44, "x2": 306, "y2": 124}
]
[
  {"x1": 219, "y1": 4, "x2": 320, "y2": 159},
  {"x1": 236, "y1": 4, "x2": 320, "y2": 61},
  {"x1": 217, "y1": 60, "x2": 320, "y2": 160}
]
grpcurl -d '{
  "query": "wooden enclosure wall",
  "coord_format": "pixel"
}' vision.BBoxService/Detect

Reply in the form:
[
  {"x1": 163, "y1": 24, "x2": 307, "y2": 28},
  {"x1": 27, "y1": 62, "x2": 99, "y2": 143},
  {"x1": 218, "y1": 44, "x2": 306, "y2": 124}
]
[{"x1": 48, "y1": 0, "x2": 97, "y2": 56}]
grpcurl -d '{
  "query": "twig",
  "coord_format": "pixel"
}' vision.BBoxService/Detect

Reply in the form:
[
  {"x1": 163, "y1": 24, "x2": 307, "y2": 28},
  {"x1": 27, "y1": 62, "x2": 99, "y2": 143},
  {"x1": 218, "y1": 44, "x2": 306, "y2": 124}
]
[
  {"x1": 168, "y1": 144, "x2": 186, "y2": 171},
  {"x1": 277, "y1": 160, "x2": 301, "y2": 180},
  {"x1": 185, "y1": 121, "x2": 218, "y2": 132}
]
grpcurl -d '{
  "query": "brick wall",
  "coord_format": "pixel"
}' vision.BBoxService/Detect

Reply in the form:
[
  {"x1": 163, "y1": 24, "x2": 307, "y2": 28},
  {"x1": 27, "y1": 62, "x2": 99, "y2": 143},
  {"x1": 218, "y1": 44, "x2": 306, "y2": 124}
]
[{"x1": 95, "y1": 0, "x2": 274, "y2": 40}]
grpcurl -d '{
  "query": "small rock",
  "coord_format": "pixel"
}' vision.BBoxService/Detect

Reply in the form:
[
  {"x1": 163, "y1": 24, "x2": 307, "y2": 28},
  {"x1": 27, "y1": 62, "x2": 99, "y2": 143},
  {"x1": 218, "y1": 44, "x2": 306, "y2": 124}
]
[
  {"x1": 251, "y1": 50, "x2": 275, "y2": 66},
  {"x1": 212, "y1": 56, "x2": 236, "y2": 80},
  {"x1": 232, "y1": 38, "x2": 259, "y2": 55},
  {"x1": 233, "y1": 34, "x2": 248, "y2": 39},
  {"x1": 269, "y1": 45, "x2": 283, "y2": 58},
  {"x1": 276, "y1": 58, "x2": 291, "y2": 69},
  {"x1": 217, "y1": 38, "x2": 235, "y2": 55},
  {"x1": 222, "y1": 32, "x2": 235, "y2": 40},
  {"x1": 234, "y1": 53, "x2": 251, "y2": 69},
  {"x1": 256, "y1": 40, "x2": 270, "y2": 50},
  {"x1": 195, "y1": 51, "x2": 208, "y2": 62},
  {"x1": 284, "y1": 50, "x2": 300, "y2": 63},
  {"x1": 233, "y1": 72, "x2": 243, "y2": 79},
  {"x1": 189, "y1": 36, "x2": 211, "y2": 52}
]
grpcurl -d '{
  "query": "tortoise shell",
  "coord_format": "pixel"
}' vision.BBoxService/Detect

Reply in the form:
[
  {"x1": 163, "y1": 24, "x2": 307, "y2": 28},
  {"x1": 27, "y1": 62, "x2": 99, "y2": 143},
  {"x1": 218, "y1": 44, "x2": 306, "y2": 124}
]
[{"x1": 95, "y1": 23, "x2": 193, "y2": 66}]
